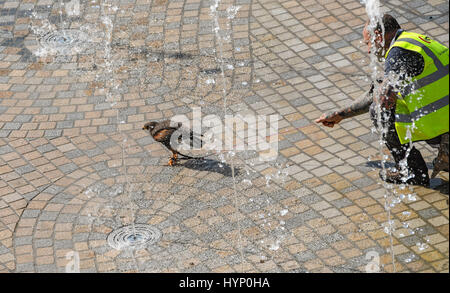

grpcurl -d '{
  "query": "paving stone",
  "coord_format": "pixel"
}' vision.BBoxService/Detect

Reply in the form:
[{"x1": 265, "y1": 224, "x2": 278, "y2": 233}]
[
  {"x1": 0, "y1": 0, "x2": 447, "y2": 273},
  {"x1": 14, "y1": 236, "x2": 32, "y2": 246},
  {"x1": 417, "y1": 208, "x2": 441, "y2": 220}
]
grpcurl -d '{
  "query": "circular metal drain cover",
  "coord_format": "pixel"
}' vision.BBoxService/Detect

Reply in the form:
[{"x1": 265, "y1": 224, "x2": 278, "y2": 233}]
[
  {"x1": 107, "y1": 224, "x2": 162, "y2": 250},
  {"x1": 39, "y1": 29, "x2": 88, "y2": 55}
]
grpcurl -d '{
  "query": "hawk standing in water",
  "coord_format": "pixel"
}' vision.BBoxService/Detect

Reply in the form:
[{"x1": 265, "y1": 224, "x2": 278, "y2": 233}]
[{"x1": 143, "y1": 120, "x2": 202, "y2": 166}]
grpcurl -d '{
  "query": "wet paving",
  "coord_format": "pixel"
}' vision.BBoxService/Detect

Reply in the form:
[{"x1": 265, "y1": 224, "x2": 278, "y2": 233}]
[{"x1": 0, "y1": 0, "x2": 448, "y2": 273}]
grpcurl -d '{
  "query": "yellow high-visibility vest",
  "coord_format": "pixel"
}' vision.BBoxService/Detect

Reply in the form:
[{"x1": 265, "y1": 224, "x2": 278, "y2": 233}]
[{"x1": 385, "y1": 31, "x2": 449, "y2": 144}]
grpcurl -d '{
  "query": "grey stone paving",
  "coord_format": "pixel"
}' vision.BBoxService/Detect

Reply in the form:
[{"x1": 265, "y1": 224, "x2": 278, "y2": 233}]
[{"x1": 0, "y1": 0, "x2": 448, "y2": 273}]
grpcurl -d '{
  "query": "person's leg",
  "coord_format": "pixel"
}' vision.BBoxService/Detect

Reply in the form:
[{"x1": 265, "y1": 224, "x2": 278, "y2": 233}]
[
  {"x1": 429, "y1": 133, "x2": 449, "y2": 178},
  {"x1": 369, "y1": 103, "x2": 429, "y2": 186},
  {"x1": 425, "y1": 134, "x2": 442, "y2": 148}
]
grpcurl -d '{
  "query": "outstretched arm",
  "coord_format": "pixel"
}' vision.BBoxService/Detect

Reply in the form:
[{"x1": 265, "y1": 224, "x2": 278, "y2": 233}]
[
  {"x1": 376, "y1": 79, "x2": 397, "y2": 110},
  {"x1": 338, "y1": 83, "x2": 374, "y2": 118},
  {"x1": 315, "y1": 83, "x2": 374, "y2": 128}
]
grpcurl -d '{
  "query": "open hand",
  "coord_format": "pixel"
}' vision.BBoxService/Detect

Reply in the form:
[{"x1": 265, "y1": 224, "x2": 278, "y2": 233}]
[{"x1": 315, "y1": 111, "x2": 343, "y2": 128}]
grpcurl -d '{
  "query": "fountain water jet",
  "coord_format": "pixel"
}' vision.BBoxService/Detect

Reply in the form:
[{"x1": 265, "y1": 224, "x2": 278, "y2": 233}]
[
  {"x1": 364, "y1": 0, "x2": 397, "y2": 272},
  {"x1": 210, "y1": 0, "x2": 246, "y2": 272}
]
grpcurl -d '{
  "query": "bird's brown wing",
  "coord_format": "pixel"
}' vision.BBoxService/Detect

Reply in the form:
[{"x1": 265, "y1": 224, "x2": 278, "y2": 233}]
[{"x1": 153, "y1": 128, "x2": 177, "y2": 151}]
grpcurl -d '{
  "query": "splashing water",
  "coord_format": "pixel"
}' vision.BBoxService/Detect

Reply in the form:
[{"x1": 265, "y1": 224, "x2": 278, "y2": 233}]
[
  {"x1": 365, "y1": 2, "x2": 427, "y2": 270},
  {"x1": 364, "y1": 0, "x2": 397, "y2": 273},
  {"x1": 226, "y1": 6, "x2": 241, "y2": 20},
  {"x1": 242, "y1": 179, "x2": 253, "y2": 188},
  {"x1": 210, "y1": 0, "x2": 245, "y2": 272},
  {"x1": 265, "y1": 174, "x2": 272, "y2": 187},
  {"x1": 404, "y1": 254, "x2": 416, "y2": 263},
  {"x1": 416, "y1": 242, "x2": 429, "y2": 251},
  {"x1": 269, "y1": 240, "x2": 281, "y2": 251},
  {"x1": 99, "y1": 1, "x2": 141, "y2": 258}
]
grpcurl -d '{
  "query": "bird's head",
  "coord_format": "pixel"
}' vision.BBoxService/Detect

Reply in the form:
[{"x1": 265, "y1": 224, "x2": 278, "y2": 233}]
[{"x1": 142, "y1": 121, "x2": 158, "y2": 131}]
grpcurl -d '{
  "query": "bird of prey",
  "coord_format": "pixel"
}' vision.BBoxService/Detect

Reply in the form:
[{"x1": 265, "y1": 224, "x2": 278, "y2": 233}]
[{"x1": 143, "y1": 120, "x2": 203, "y2": 166}]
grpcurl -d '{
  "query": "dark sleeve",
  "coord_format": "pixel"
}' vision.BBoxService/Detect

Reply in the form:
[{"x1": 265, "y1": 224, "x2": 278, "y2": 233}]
[
  {"x1": 385, "y1": 47, "x2": 425, "y2": 79},
  {"x1": 334, "y1": 83, "x2": 374, "y2": 119}
]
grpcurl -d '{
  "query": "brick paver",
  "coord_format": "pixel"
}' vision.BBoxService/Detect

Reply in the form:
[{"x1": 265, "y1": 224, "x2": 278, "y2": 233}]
[{"x1": 0, "y1": 0, "x2": 448, "y2": 273}]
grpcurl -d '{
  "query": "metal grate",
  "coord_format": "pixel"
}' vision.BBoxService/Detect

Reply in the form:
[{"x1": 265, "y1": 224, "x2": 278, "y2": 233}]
[
  {"x1": 38, "y1": 29, "x2": 88, "y2": 55},
  {"x1": 107, "y1": 224, "x2": 162, "y2": 250}
]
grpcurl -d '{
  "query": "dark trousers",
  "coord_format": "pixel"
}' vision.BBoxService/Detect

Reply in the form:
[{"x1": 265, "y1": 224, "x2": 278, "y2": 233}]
[{"x1": 369, "y1": 103, "x2": 432, "y2": 178}]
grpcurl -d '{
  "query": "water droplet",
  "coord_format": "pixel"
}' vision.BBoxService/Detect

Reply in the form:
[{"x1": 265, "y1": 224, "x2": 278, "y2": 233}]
[
  {"x1": 269, "y1": 240, "x2": 280, "y2": 251},
  {"x1": 265, "y1": 175, "x2": 272, "y2": 187},
  {"x1": 226, "y1": 6, "x2": 241, "y2": 19},
  {"x1": 407, "y1": 194, "x2": 417, "y2": 201},
  {"x1": 242, "y1": 179, "x2": 252, "y2": 187},
  {"x1": 416, "y1": 242, "x2": 429, "y2": 251},
  {"x1": 402, "y1": 211, "x2": 411, "y2": 217}
]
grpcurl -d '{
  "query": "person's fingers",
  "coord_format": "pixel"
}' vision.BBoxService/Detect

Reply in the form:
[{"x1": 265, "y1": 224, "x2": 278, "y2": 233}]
[
  {"x1": 315, "y1": 116, "x2": 327, "y2": 123},
  {"x1": 315, "y1": 113, "x2": 329, "y2": 123}
]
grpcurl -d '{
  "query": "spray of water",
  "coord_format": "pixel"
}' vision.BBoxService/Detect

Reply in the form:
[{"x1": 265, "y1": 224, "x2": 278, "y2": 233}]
[
  {"x1": 364, "y1": 0, "x2": 433, "y2": 272},
  {"x1": 100, "y1": 1, "x2": 141, "y2": 255},
  {"x1": 210, "y1": 0, "x2": 246, "y2": 272},
  {"x1": 364, "y1": 0, "x2": 397, "y2": 273}
]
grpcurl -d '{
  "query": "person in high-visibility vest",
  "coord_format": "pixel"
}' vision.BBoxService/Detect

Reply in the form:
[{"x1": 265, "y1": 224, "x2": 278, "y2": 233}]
[{"x1": 316, "y1": 14, "x2": 449, "y2": 187}]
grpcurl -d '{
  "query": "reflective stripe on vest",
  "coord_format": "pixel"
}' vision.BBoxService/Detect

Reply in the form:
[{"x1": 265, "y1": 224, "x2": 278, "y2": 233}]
[
  {"x1": 385, "y1": 31, "x2": 449, "y2": 144},
  {"x1": 396, "y1": 37, "x2": 449, "y2": 97},
  {"x1": 395, "y1": 95, "x2": 449, "y2": 123}
]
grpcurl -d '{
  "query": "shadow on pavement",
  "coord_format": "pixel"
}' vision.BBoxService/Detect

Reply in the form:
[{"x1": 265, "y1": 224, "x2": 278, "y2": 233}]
[
  {"x1": 364, "y1": 160, "x2": 396, "y2": 169},
  {"x1": 366, "y1": 161, "x2": 449, "y2": 195},
  {"x1": 365, "y1": 160, "x2": 435, "y2": 170},
  {"x1": 181, "y1": 158, "x2": 240, "y2": 177},
  {"x1": 430, "y1": 178, "x2": 449, "y2": 196}
]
